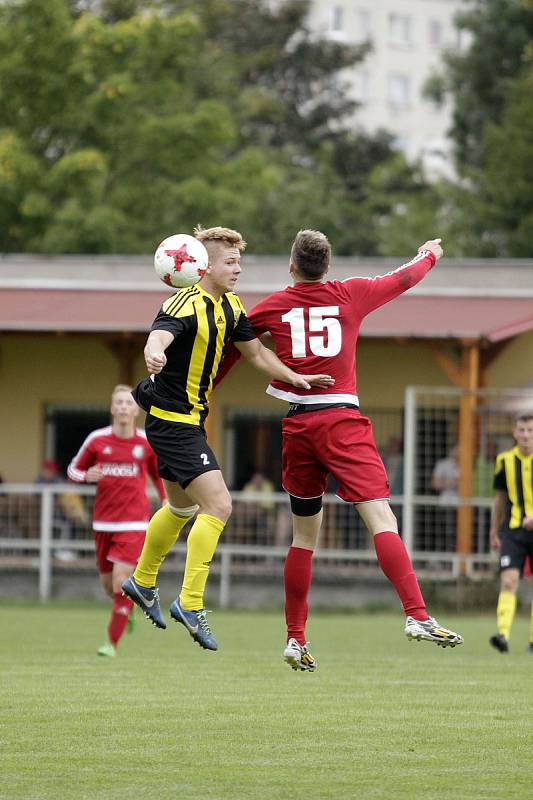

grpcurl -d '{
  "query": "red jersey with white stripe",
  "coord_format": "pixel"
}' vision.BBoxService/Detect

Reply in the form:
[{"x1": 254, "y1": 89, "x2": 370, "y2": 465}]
[
  {"x1": 248, "y1": 251, "x2": 436, "y2": 404},
  {"x1": 67, "y1": 426, "x2": 165, "y2": 533}
]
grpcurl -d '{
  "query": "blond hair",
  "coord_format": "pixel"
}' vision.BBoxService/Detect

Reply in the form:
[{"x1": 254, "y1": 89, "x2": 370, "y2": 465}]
[
  {"x1": 111, "y1": 384, "x2": 133, "y2": 397},
  {"x1": 194, "y1": 225, "x2": 247, "y2": 252}
]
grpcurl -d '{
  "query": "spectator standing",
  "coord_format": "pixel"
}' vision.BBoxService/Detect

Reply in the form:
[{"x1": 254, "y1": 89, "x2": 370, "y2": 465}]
[
  {"x1": 35, "y1": 459, "x2": 88, "y2": 560},
  {"x1": 431, "y1": 445, "x2": 459, "y2": 501}
]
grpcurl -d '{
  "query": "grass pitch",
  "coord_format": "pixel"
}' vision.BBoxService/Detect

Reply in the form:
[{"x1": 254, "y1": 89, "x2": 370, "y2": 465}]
[{"x1": 1, "y1": 604, "x2": 531, "y2": 800}]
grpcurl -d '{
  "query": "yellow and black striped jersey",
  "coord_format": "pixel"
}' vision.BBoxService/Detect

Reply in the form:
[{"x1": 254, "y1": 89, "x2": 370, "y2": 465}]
[
  {"x1": 493, "y1": 446, "x2": 533, "y2": 529},
  {"x1": 148, "y1": 284, "x2": 256, "y2": 426}
]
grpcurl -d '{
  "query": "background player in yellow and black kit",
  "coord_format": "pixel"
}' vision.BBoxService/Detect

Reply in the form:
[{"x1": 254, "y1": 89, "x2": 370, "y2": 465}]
[
  {"x1": 489, "y1": 413, "x2": 533, "y2": 653},
  {"x1": 123, "y1": 226, "x2": 333, "y2": 650}
]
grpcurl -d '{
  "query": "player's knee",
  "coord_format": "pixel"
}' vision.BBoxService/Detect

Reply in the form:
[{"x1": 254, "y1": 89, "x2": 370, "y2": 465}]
[
  {"x1": 357, "y1": 500, "x2": 397, "y2": 534},
  {"x1": 209, "y1": 493, "x2": 232, "y2": 522},
  {"x1": 377, "y1": 504, "x2": 397, "y2": 527},
  {"x1": 501, "y1": 571, "x2": 519, "y2": 592},
  {"x1": 169, "y1": 503, "x2": 199, "y2": 519},
  {"x1": 289, "y1": 495, "x2": 323, "y2": 517}
]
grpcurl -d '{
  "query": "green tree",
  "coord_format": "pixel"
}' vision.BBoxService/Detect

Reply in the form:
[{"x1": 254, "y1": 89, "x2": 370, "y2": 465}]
[
  {"x1": 423, "y1": 0, "x2": 533, "y2": 256},
  {"x1": 463, "y1": 71, "x2": 533, "y2": 256},
  {"x1": 426, "y1": 0, "x2": 533, "y2": 171},
  {"x1": 0, "y1": 0, "x2": 420, "y2": 255}
]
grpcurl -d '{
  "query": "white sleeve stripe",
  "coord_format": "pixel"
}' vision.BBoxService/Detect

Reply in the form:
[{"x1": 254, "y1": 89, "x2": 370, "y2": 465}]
[
  {"x1": 341, "y1": 251, "x2": 428, "y2": 283},
  {"x1": 67, "y1": 465, "x2": 86, "y2": 482},
  {"x1": 67, "y1": 426, "x2": 112, "y2": 480}
]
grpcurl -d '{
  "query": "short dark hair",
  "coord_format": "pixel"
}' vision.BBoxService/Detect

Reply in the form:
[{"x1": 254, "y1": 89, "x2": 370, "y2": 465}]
[
  {"x1": 290, "y1": 230, "x2": 331, "y2": 280},
  {"x1": 515, "y1": 413, "x2": 533, "y2": 424}
]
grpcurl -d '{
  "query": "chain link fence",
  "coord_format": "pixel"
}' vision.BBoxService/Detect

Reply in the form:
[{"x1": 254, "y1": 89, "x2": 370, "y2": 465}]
[{"x1": 402, "y1": 385, "x2": 533, "y2": 560}]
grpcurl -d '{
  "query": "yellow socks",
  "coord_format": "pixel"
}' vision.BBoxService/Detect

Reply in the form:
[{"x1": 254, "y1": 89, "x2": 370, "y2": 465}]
[
  {"x1": 134, "y1": 505, "x2": 193, "y2": 588},
  {"x1": 496, "y1": 591, "x2": 516, "y2": 641},
  {"x1": 179, "y1": 514, "x2": 225, "y2": 610}
]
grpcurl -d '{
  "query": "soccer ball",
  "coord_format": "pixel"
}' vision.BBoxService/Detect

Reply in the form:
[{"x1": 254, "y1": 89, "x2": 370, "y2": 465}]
[{"x1": 154, "y1": 234, "x2": 209, "y2": 289}]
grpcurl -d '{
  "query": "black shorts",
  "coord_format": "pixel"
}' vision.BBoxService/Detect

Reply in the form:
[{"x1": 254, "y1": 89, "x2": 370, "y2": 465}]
[
  {"x1": 145, "y1": 415, "x2": 219, "y2": 488},
  {"x1": 499, "y1": 528, "x2": 533, "y2": 574}
]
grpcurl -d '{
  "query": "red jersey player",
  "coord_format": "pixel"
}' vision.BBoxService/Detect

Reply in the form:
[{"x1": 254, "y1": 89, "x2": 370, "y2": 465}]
[
  {"x1": 68, "y1": 384, "x2": 165, "y2": 657},
  {"x1": 224, "y1": 230, "x2": 464, "y2": 670}
]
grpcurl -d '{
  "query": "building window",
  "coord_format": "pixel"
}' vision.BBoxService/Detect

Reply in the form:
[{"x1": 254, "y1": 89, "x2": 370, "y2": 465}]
[
  {"x1": 392, "y1": 134, "x2": 409, "y2": 155},
  {"x1": 457, "y1": 27, "x2": 474, "y2": 52},
  {"x1": 356, "y1": 69, "x2": 371, "y2": 104},
  {"x1": 387, "y1": 73, "x2": 411, "y2": 110},
  {"x1": 332, "y1": 4, "x2": 344, "y2": 33},
  {"x1": 389, "y1": 13, "x2": 412, "y2": 46},
  {"x1": 429, "y1": 19, "x2": 443, "y2": 47},
  {"x1": 356, "y1": 8, "x2": 372, "y2": 40}
]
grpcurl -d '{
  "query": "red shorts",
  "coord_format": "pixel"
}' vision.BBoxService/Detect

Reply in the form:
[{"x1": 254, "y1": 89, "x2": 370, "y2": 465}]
[
  {"x1": 93, "y1": 530, "x2": 146, "y2": 574},
  {"x1": 281, "y1": 408, "x2": 389, "y2": 503}
]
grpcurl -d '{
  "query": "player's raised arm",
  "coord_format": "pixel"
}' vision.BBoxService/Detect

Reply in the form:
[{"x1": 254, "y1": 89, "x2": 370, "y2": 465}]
[
  {"x1": 144, "y1": 329, "x2": 173, "y2": 374},
  {"x1": 350, "y1": 238, "x2": 443, "y2": 315},
  {"x1": 418, "y1": 238, "x2": 443, "y2": 259},
  {"x1": 234, "y1": 338, "x2": 334, "y2": 389}
]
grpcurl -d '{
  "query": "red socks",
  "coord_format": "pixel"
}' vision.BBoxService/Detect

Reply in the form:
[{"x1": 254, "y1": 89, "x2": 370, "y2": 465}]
[
  {"x1": 285, "y1": 534, "x2": 426, "y2": 643},
  {"x1": 284, "y1": 546, "x2": 313, "y2": 645},
  {"x1": 108, "y1": 592, "x2": 134, "y2": 647},
  {"x1": 373, "y1": 531, "x2": 428, "y2": 621}
]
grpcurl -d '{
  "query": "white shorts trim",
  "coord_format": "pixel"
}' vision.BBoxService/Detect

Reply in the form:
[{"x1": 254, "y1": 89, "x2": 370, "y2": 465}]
[
  {"x1": 107, "y1": 556, "x2": 137, "y2": 568},
  {"x1": 266, "y1": 387, "x2": 359, "y2": 405},
  {"x1": 351, "y1": 496, "x2": 390, "y2": 505},
  {"x1": 93, "y1": 521, "x2": 148, "y2": 532},
  {"x1": 282, "y1": 486, "x2": 324, "y2": 500}
]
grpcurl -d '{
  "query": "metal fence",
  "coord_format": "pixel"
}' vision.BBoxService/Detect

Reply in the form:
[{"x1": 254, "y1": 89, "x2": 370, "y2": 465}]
[
  {"x1": 0, "y1": 482, "x2": 496, "y2": 604},
  {"x1": 7, "y1": 384, "x2": 532, "y2": 603},
  {"x1": 402, "y1": 386, "x2": 533, "y2": 556}
]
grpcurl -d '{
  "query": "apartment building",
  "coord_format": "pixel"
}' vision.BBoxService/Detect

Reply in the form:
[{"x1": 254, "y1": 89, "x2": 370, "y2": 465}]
[{"x1": 307, "y1": 0, "x2": 475, "y2": 175}]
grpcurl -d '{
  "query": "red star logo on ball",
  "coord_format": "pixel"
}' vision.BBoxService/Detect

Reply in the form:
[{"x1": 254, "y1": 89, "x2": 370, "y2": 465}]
[{"x1": 165, "y1": 244, "x2": 195, "y2": 272}]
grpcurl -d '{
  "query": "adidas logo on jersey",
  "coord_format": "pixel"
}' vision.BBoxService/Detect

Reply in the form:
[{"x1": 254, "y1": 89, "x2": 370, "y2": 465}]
[{"x1": 216, "y1": 315, "x2": 224, "y2": 324}]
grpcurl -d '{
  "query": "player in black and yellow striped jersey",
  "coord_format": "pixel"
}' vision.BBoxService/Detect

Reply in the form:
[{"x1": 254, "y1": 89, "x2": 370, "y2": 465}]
[
  {"x1": 123, "y1": 226, "x2": 334, "y2": 650},
  {"x1": 489, "y1": 413, "x2": 533, "y2": 653}
]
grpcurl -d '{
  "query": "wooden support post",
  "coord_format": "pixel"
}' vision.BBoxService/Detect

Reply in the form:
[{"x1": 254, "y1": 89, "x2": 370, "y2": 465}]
[
  {"x1": 104, "y1": 335, "x2": 141, "y2": 386},
  {"x1": 428, "y1": 340, "x2": 481, "y2": 557},
  {"x1": 456, "y1": 342, "x2": 479, "y2": 555}
]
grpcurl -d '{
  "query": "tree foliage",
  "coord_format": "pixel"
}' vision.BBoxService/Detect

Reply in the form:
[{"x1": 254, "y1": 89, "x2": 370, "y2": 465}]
[
  {"x1": 426, "y1": 0, "x2": 533, "y2": 171},
  {"x1": 0, "y1": 0, "x2": 422, "y2": 255},
  {"x1": 419, "y1": 0, "x2": 533, "y2": 257}
]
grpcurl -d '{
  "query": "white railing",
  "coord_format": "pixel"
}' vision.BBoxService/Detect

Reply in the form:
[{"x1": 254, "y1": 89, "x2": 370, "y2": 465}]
[{"x1": 0, "y1": 482, "x2": 498, "y2": 603}]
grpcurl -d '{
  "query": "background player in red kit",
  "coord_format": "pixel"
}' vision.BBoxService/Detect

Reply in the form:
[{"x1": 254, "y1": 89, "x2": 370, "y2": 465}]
[
  {"x1": 223, "y1": 230, "x2": 464, "y2": 670},
  {"x1": 68, "y1": 384, "x2": 165, "y2": 657}
]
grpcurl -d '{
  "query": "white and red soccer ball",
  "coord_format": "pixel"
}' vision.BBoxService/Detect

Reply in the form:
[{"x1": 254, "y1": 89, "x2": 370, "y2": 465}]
[{"x1": 154, "y1": 234, "x2": 209, "y2": 289}]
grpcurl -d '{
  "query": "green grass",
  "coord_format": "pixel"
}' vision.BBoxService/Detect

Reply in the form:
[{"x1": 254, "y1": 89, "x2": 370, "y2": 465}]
[{"x1": 1, "y1": 604, "x2": 532, "y2": 800}]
